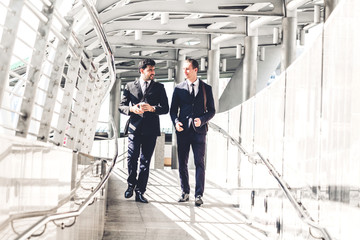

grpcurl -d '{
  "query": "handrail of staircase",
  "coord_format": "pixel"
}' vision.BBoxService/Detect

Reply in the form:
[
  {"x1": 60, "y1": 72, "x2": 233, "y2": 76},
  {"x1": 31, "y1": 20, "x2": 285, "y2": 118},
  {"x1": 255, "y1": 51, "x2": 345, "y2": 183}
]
[
  {"x1": 208, "y1": 122, "x2": 332, "y2": 240},
  {"x1": 15, "y1": 116, "x2": 119, "y2": 240}
]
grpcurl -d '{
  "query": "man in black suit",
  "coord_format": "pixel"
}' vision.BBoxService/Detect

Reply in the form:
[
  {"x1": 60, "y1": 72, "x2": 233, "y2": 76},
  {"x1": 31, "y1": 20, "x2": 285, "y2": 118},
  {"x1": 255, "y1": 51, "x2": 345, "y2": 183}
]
[
  {"x1": 119, "y1": 59, "x2": 169, "y2": 203},
  {"x1": 170, "y1": 58, "x2": 215, "y2": 206}
]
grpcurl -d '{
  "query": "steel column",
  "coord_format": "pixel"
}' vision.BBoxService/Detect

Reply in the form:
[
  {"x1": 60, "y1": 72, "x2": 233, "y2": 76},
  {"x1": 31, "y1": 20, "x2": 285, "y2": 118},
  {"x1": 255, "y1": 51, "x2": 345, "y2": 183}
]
[
  {"x1": 281, "y1": 17, "x2": 297, "y2": 72},
  {"x1": 207, "y1": 45, "x2": 220, "y2": 112},
  {"x1": 242, "y1": 36, "x2": 258, "y2": 102}
]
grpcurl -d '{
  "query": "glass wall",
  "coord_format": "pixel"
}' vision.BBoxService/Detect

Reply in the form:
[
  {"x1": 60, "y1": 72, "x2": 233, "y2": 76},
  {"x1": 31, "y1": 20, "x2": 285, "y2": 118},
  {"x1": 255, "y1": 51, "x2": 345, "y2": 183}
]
[{"x1": 206, "y1": 0, "x2": 360, "y2": 239}]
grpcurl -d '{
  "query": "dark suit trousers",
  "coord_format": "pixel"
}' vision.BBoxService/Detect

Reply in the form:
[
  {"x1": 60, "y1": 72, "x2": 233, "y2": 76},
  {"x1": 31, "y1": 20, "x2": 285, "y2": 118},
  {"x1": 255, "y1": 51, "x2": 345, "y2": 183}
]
[
  {"x1": 177, "y1": 128, "x2": 206, "y2": 197},
  {"x1": 127, "y1": 133, "x2": 157, "y2": 194}
]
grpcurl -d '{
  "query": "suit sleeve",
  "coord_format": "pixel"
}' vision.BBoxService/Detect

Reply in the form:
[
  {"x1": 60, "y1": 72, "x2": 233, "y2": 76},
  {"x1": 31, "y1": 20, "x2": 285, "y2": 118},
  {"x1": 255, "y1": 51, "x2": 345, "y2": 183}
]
[
  {"x1": 169, "y1": 87, "x2": 180, "y2": 126},
  {"x1": 153, "y1": 84, "x2": 169, "y2": 115},
  {"x1": 118, "y1": 84, "x2": 131, "y2": 116},
  {"x1": 199, "y1": 85, "x2": 216, "y2": 127}
]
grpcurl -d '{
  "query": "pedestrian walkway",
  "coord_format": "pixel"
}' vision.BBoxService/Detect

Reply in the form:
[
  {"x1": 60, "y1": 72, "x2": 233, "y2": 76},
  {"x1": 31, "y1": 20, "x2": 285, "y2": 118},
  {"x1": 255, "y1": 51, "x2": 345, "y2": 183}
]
[{"x1": 103, "y1": 167, "x2": 270, "y2": 240}]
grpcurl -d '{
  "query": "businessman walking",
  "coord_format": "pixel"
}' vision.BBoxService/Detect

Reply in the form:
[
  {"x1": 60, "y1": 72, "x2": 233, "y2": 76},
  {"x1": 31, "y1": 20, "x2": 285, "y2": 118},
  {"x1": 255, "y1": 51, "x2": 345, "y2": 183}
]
[
  {"x1": 119, "y1": 58, "x2": 169, "y2": 203},
  {"x1": 170, "y1": 58, "x2": 215, "y2": 206}
]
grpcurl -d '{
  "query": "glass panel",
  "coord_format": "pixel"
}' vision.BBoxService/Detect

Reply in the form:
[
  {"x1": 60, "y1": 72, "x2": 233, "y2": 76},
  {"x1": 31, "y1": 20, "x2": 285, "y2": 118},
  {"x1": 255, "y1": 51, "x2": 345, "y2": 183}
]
[{"x1": 319, "y1": 0, "x2": 360, "y2": 239}]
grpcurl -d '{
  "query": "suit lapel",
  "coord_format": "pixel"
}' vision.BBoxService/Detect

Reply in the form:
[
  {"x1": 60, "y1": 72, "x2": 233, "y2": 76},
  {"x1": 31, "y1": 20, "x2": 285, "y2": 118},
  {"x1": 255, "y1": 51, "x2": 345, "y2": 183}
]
[{"x1": 134, "y1": 80, "x2": 143, "y2": 100}]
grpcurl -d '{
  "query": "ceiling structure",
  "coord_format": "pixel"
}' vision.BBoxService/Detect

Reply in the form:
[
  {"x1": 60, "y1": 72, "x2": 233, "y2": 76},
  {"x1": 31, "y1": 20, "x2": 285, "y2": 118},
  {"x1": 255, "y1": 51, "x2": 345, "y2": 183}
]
[{"x1": 78, "y1": 0, "x2": 324, "y2": 83}]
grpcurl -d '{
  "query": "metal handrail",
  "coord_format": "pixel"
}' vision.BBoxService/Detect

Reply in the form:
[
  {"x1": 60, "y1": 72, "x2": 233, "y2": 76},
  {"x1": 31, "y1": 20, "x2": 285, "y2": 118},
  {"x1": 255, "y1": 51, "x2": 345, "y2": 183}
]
[
  {"x1": 208, "y1": 122, "x2": 332, "y2": 240},
  {"x1": 16, "y1": 116, "x2": 119, "y2": 240},
  {"x1": 81, "y1": 0, "x2": 116, "y2": 104},
  {"x1": 11, "y1": 1, "x2": 119, "y2": 236}
]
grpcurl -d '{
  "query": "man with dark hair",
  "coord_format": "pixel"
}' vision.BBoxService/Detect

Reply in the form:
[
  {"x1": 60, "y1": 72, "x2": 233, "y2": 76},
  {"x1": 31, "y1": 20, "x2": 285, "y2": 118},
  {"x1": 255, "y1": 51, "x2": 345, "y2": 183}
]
[
  {"x1": 170, "y1": 58, "x2": 216, "y2": 206},
  {"x1": 119, "y1": 58, "x2": 169, "y2": 203}
]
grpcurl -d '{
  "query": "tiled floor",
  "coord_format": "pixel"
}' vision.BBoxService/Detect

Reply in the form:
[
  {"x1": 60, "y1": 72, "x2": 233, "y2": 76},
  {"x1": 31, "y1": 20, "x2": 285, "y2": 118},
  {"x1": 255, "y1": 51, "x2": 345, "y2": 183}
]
[{"x1": 103, "y1": 167, "x2": 270, "y2": 240}]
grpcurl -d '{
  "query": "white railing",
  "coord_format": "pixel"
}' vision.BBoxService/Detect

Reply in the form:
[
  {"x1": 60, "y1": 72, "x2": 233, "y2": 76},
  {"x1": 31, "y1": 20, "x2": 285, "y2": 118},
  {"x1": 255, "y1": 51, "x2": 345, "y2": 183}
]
[
  {"x1": 0, "y1": 0, "x2": 115, "y2": 154},
  {"x1": 0, "y1": 0, "x2": 118, "y2": 239}
]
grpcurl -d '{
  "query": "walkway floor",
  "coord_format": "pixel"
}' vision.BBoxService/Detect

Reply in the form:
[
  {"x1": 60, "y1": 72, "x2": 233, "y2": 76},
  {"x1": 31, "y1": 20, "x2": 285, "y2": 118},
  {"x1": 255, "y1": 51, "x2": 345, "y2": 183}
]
[{"x1": 103, "y1": 167, "x2": 270, "y2": 240}]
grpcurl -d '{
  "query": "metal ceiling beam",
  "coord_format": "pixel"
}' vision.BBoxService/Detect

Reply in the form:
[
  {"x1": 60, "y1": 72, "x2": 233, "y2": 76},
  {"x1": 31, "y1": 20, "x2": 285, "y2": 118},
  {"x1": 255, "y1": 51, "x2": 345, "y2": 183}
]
[
  {"x1": 85, "y1": 16, "x2": 247, "y2": 41},
  {"x1": 100, "y1": 0, "x2": 285, "y2": 24}
]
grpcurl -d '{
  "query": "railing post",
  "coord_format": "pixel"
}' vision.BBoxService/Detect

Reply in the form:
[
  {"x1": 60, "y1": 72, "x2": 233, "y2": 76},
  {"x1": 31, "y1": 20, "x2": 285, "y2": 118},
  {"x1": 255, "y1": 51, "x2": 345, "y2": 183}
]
[
  {"x1": 53, "y1": 37, "x2": 84, "y2": 145},
  {"x1": 0, "y1": 0, "x2": 26, "y2": 107},
  {"x1": 16, "y1": 0, "x2": 57, "y2": 137},
  {"x1": 38, "y1": 18, "x2": 74, "y2": 142},
  {"x1": 82, "y1": 75, "x2": 109, "y2": 154},
  {"x1": 66, "y1": 51, "x2": 91, "y2": 149},
  {"x1": 74, "y1": 65, "x2": 97, "y2": 152}
]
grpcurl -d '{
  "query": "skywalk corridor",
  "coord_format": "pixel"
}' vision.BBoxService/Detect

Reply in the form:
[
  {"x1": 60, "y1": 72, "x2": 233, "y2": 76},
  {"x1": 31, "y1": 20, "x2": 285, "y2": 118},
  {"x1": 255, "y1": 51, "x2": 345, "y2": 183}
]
[
  {"x1": 103, "y1": 168, "x2": 270, "y2": 240},
  {"x1": 1, "y1": 0, "x2": 360, "y2": 239}
]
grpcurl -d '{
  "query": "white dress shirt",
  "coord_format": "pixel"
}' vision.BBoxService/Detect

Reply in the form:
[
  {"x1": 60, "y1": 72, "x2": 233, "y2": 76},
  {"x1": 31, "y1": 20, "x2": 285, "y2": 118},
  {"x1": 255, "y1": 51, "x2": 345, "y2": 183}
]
[
  {"x1": 140, "y1": 78, "x2": 152, "y2": 94},
  {"x1": 186, "y1": 79, "x2": 199, "y2": 96}
]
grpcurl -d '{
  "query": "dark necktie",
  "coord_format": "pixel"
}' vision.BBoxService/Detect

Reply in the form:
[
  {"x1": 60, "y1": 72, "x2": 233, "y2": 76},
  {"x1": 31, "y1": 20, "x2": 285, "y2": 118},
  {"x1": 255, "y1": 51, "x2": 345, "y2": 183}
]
[
  {"x1": 191, "y1": 83, "x2": 195, "y2": 98},
  {"x1": 144, "y1": 81, "x2": 148, "y2": 94}
]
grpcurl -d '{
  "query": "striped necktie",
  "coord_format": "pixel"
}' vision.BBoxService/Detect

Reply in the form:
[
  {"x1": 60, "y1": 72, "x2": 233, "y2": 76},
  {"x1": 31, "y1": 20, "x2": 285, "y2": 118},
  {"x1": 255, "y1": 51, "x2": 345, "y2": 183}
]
[
  {"x1": 144, "y1": 81, "x2": 148, "y2": 94},
  {"x1": 191, "y1": 83, "x2": 195, "y2": 98}
]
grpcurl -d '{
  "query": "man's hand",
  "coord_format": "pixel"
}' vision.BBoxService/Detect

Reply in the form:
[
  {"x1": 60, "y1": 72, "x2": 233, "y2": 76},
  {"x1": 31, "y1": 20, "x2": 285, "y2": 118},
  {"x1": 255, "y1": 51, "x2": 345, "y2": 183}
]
[
  {"x1": 175, "y1": 122, "x2": 184, "y2": 132},
  {"x1": 140, "y1": 103, "x2": 155, "y2": 112},
  {"x1": 130, "y1": 104, "x2": 144, "y2": 114},
  {"x1": 194, "y1": 118, "x2": 201, "y2": 127}
]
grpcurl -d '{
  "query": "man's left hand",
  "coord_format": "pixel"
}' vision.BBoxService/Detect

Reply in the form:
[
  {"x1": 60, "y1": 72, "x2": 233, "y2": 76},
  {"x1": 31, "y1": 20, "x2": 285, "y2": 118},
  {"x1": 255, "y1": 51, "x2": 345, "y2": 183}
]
[{"x1": 194, "y1": 118, "x2": 201, "y2": 127}]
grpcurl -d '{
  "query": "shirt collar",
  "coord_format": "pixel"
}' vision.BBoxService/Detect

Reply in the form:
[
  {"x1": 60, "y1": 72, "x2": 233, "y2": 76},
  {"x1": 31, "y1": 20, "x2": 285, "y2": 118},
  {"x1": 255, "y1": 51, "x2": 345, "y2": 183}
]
[
  {"x1": 140, "y1": 78, "x2": 151, "y2": 86},
  {"x1": 186, "y1": 78, "x2": 199, "y2": 88}
]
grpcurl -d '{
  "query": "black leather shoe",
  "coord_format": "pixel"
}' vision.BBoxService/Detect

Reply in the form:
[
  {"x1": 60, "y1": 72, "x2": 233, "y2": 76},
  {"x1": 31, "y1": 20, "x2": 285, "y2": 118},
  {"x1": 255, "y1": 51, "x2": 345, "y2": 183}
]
[
  {"x1": 178, "y1": 192, "x2": 189, "y2": 202},
  {"x1": 135, "y1": 192, "x2": 149, "y2": 203},
  {"x1": 124, "y1": 186, "x2": 134, "y2": 199},
  {"x1": 195, "y1": 195, "x2": 203, "y2": 207}
]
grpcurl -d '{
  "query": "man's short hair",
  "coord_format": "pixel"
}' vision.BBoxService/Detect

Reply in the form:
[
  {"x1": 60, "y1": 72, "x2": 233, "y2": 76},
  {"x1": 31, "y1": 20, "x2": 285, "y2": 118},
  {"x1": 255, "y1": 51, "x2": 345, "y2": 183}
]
[
  {"x1": 186, "y1": 58, "x2": 199, "y2": 70},
  {"x1": 139, "y1": 58, "x2": 156, "y2": 73}
]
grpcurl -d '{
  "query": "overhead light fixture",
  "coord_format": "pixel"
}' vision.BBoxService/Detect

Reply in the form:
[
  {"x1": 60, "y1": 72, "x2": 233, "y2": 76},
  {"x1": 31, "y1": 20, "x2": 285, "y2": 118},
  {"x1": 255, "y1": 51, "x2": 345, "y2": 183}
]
[
  {"x1": 200, "y1": 58, "x2": 206, "y2": 71},
  {"x1": 259, "y1": 47, "x2": 265, "y2": 61},
  {"x1": 168, "y1": 68, "x2": 173, "y2": 79},
  {"x1": 273, "y1": 27, "x2": 279, "y2": 44},
  {"x1": 218, "y1": 4, "x2": 250, "y2": 11},
  {"x1": 221, "y1": 59, "x2": 227, "y2": 72},
  {"x1": 161, "y1": 12, "x2": 169, "y2": 25},
  {"x1": 135, "y1": 30, "x2": 142, "y2": 41},
  {"x1": 236, "y1": 44, "x2": 242, "y2": 59},
  {"x1": 299, "y1": 29, "x2": 305, "y2": 46}
]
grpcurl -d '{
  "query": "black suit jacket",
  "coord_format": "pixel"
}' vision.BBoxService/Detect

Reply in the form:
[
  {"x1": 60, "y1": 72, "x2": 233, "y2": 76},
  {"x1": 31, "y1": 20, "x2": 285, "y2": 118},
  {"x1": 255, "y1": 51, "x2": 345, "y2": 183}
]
[
  {"x1": 170, "y1": 80, "x2": 215, "y2": 134},
  {"x1": 119, "y1": 80, "x2": 169, "y2": 136}
]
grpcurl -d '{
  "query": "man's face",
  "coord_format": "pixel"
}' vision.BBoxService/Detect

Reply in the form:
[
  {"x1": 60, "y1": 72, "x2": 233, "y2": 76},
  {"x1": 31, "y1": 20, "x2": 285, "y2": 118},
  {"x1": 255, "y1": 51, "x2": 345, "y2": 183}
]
[
  {"x1": 183, "y1": 61, "x2": 197, "y2": 82},
  {"x1": 141, "y1": 65, "x2": 155, "y2": 81}
]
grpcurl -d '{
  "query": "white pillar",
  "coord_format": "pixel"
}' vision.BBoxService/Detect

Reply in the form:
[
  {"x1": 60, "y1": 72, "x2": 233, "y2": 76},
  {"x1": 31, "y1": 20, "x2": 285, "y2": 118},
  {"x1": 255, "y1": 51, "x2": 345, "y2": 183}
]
[
  {"x1": 110, "y1": 77, "x2": 121, "y2": 137},
  {"x1": 207, "y1": 44, "x2": 220, "y2": 112},
  {"x1": 242, "y1": 36, "x2": 258, "y2": 102},
  {"x1": 281, "y1": 12, "x2": 297, "y2": 72},
  {"x1": 171, "y1": 54, "x2": 186, "y2": 169}
]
